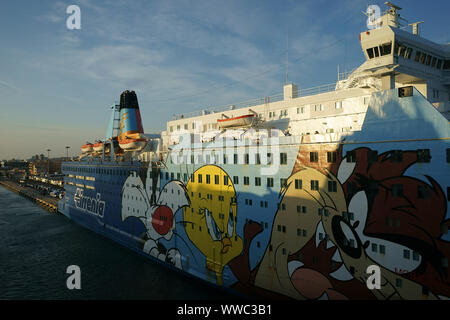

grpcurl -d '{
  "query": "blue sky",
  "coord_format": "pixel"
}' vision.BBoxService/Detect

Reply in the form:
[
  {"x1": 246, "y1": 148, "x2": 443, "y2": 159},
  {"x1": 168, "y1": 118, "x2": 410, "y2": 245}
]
[{"x1": 0, "y1": 0, "x2": 449, "y2": 159}]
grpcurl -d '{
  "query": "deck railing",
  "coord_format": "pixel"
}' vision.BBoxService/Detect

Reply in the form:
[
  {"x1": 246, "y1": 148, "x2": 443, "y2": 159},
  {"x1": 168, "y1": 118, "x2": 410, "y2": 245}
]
[{"x1": 172, "y1": 82, "x2": 340, "y2": 121}]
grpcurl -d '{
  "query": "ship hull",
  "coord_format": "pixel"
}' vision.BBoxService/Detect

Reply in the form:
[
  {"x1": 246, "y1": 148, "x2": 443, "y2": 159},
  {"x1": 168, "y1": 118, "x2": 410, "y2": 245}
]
[{"x1": 59, "y1": 88, "x2": 450, "y2": 300}]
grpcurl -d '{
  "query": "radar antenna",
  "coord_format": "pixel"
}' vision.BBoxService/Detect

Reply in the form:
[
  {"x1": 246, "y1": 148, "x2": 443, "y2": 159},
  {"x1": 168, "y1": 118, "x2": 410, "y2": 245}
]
[{"x1": 408, "y1": 21, "x2": 424, "y2": 36}]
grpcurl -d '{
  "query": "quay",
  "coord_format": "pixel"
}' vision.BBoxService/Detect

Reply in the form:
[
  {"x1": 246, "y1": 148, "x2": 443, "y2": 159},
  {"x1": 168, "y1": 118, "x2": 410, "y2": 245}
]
[{"x1": 0, "y1": 180, "x2": 59, "y2": 213}]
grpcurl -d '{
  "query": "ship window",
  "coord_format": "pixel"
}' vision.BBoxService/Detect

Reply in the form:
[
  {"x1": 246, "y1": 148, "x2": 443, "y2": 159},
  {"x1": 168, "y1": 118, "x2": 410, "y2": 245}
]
[
  {"x1": 372, "y1": 243, "x2": 378, "y2": 252},
  {"x1": 310, "y1": 152, "x2": 319, "y2": 162},
  {"x1": 171, "y1": 173, "x2": 174, "y2": 180},
  {"x1": 420, "y1": 52, "x2": 426, "y2": 64},
  {"x1": 295, "y1": 179, "x2": 302, "y2": 189},
  {"x1": 387, "y1": 217, "x2": 394, "y2": 227},
  {"x1": 184, "y1": 124, "x2": 188, "y2": 130},
  {"x1": 327, "y1": 151, "x2": 337, "y2": 163},
  {"x1": 280, "y1": 153, "x2": 287, "y2": 165},
  {"x1": 233, "y1": 176, "x2": 239, "y2": 184},
  {"x1": 267, "y1": 177, "x2": 274, "y2": 187},
  {"x1": 397, "y1": 45, "x2": 406, "y2": 57},
  {"x1": 206, "y1": 174, "x2": 210, "y2": 184},
  {"x1": 391, "y1": 150, "x2": 403, "y2": 162},
  {"x1": 166, "y1": 172, "x2": 169, "y2": 180},
  {"x1": 367, "y1": 47, "x2": 374, "y2": 59},
  {"x1": 442, "y1": 224, "x2": 449, "y2": 235},
  {"x1": 437, "y1": 59, "x2": 442, "y2": 69},
  {"x1": 415, "y1": 51, "x2": 421, "y2": 62},
  {"x1": 368, "y1": 182, "x2": 379, "y2": 196},
  {"x1": 198, "y1": 174, "x2": 202, "y2": 183},
  {"x1": 392, "y1": 184, "x2": 403, "y2": 197},
  {"x1": 234, "y1": 154, "x2": 238, "y2": 164},
  {"x1": 328, "y1": 181, "x2": 337, "y2": 192},
  {"x1": 267, "y1": 153, "x2": 273, "y2": 165},
  {"x1": 368, "y1": 150, "x2": 378, "y2": 164},
  {"x1": 405, "y1": 47, "x2": 412, "y2": 59},
  {"x1": 426, "y1": 55, "x2": 431, "y2": 66},
  {"x1": 417, "y1": 149, "x2": 431, "y2": 163},
  {"x1": 224, "y1": 176, "x2": 228, "y2": 185},
  {"x1": 244, "y1": 154, "x2": 249, "y2": 164},
  {"x1": 214, "y1": 175, "x2": 219, "y2": 184},
  {"x1": 311, "y1": 180, "x2": 319, "y2": 191},
  {"x1": 346, "y1": 150, "x2": 356, "y2": 163},
  {"x1": 444, "y1": 60, "x2": 450, "y2": 70},
  {"x1": 223, "y1": 155, "x2": 227, "y2": 164},
  {"x1": 255, "y1": 154, "x2": 261, "y2": 165},
  {"x1": 380, "y1": 42, "x2": 392, "y2": 56},
  {"x1": 244, "y1": 176, "x2": 249, "y2": 185},
  {"x1": 418, "y1": 185, "x2": 430, "y2": 199},
  {"x1": 373, "y1": 46, "x2": 379, "y2": 57},
  {"x1": 255, "y1": 177, "x2": 261, "y2": 186}
]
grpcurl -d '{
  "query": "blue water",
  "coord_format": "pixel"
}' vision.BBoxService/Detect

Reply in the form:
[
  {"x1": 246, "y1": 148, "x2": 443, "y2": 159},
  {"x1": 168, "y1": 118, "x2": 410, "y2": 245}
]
[{"x1": 0, "y1": 186, "x2": 236, "y2": 300}]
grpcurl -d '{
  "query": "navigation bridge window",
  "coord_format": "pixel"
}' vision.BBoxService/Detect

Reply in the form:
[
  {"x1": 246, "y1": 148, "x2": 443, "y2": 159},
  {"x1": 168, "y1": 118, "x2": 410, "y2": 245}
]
[
  {"x1": 394, "y1": 42, "x2": 413, "y2": 59},
  {"x1": 366, "y1": 42, "x2": 392, "y2": 59}
]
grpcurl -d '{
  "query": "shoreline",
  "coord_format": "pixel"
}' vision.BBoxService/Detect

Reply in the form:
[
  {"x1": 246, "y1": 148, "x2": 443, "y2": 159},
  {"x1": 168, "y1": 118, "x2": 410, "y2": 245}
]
[{"x1": 0, "y1": 180, "x2": 59, "y2": 214}]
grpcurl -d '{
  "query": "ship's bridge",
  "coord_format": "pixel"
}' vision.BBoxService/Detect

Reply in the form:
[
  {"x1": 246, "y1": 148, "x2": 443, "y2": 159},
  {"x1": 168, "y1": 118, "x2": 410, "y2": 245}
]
[{"x1": 337, "y1": 2, "x2": 450, "y2": 118}]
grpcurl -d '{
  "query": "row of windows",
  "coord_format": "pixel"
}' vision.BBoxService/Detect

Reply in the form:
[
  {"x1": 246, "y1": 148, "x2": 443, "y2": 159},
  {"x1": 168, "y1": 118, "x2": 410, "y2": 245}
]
[
  {"x1": 394, "y1": 41, "x2": 450, "y2": 70},
  {"x1": 344, "y1": 149, "x2": 434, "y2": 164},
  {"x1": 366, "y1": 42, "x2": 392, "y2": 59},
  {"x1": 170, "y1": 148, "x2": 447, "y2": 167},
  {"x1": 63, "y1": 165, "x2": 134, "y2": 177},
  {"x1": 169, "y1": 152, "x2": 290, "y2": 166}
]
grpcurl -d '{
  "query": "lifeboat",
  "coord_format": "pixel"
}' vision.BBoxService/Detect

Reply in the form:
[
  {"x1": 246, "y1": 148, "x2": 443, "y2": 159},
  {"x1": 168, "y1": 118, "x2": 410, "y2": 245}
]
[
  {"x1": 217, "y1": 114, "x2": 255, "y2": 129},
  {"x1": 81, "y1": 142, "x2": 94, "y2": 153},
  {"x1": 119, "y1": 136, "x2": 147, "y2": 151},
  {"x1": 93, "y1": 141, "x2": 103, "y2": 152}
]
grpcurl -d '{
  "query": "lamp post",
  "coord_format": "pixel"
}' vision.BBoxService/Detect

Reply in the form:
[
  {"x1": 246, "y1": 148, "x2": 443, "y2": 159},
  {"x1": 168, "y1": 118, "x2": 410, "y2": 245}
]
[
  {"x1": 47, "y1": 149, "x2": 51, "y2": 175},
  {"x1": 66, "y1": 146, "x2": 70, "y2": 160}
]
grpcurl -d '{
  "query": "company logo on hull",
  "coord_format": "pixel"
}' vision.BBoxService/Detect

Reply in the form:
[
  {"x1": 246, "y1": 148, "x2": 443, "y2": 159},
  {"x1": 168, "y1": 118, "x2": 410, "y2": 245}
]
[{"x1": 74, "y1": 188, "x2": 105, "y2": 218}]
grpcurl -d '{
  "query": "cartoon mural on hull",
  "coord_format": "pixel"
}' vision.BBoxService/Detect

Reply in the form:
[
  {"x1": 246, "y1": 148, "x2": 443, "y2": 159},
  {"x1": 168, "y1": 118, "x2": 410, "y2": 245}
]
[
  {"x1": 246, "y1": 146, "x2": 450, "y2": 300},
  {"x1": 119, "y1": 144, "x2": 449, "y2": 300},
  {"x1": 121, "y1": 169, "x2": 190, "y2": 269},
  {"x1": 183, "y1": 165, "x2": 243, "y2": 285}
]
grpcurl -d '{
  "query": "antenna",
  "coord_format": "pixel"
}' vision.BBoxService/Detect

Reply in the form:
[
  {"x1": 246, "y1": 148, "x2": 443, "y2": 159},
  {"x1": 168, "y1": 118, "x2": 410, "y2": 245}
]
[
  {"x1": 408, "y1": 21, "x2": 424, "y2": 36},
  {"x1": 285, "y1": 26, "x2": 289, "y2": 84}
]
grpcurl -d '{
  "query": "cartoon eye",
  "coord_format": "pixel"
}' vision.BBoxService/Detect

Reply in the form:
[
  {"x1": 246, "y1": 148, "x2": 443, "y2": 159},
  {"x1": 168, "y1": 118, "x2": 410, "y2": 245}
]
[
  {"x1": 331, "y1": 215, "x2": 362, "y2": 259},
  {"x1": 227, "y1": 206, "x2": 234, "y2": 237},
  {"x1": 205, "y1": 209, "x2": 222, "y2": 241}
]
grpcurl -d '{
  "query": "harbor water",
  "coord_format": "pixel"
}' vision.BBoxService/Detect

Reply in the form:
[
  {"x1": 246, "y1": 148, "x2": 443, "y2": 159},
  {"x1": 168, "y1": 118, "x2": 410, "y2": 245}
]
[{"x1": 0, "y1": 185, "x2": 236, "y2": 300}]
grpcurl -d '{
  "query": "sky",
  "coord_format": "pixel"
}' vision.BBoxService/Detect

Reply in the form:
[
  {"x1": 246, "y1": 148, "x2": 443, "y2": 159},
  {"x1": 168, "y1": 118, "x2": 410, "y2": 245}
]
[{"x1": 0, "y1": 0, "x2": 449, "y2": 160}]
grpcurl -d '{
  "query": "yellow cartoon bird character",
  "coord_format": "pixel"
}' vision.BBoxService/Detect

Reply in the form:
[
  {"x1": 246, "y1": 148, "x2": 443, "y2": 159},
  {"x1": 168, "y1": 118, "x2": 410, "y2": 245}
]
[{"x1": 183, "y1": 165, "x2": 243, "y2": 285}]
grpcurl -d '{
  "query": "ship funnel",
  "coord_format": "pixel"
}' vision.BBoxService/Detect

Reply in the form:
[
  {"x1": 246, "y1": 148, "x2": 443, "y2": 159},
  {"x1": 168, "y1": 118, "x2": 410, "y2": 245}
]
[{"x1": 118, "y1": 90, "x2": 144, "y2": 140}]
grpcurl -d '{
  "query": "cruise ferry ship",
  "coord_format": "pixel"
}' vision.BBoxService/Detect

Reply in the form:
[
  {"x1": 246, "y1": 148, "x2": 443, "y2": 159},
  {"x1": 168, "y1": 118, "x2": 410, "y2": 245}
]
[{"x1": 58, "y1": 3, "x2": 450, "y2": 300}]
